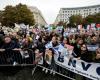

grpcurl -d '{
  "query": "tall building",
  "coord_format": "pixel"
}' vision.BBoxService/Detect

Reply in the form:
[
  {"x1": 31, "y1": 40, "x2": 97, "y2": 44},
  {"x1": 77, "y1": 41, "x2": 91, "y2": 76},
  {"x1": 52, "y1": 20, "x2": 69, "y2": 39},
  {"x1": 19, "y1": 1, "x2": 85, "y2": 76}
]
[
  {"x1": 28, "y1": 6, "x2": 47, "y2": 26},
  {"x1": 54, "y1": 5, "x2": 100, "y2": 25}
]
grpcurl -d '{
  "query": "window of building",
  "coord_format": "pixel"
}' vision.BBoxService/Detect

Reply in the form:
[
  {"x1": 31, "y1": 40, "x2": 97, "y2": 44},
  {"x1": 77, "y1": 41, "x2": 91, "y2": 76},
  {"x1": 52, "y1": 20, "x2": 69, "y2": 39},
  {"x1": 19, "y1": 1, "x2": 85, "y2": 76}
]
[
  {"x1": 89, "y1": 9, "x2": 91, "y2": 11},
  {"x1": 99, "y1": 8, "x2": 100, "y2": 11},
  {"x1": 95, "y1": 8, "x2": 97, "y2": 11},
  {"x1": 89, "y1": 12, "x2": 91, "y2": 15}
]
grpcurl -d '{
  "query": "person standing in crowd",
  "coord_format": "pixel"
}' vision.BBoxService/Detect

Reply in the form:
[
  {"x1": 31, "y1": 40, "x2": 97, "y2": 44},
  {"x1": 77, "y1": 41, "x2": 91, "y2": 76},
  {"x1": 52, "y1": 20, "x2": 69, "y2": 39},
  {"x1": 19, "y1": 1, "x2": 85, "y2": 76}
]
[
  {"x1": 21, "y1": 37, "x2": 33, "y2": 49},
  {"x1": 62, "y1": 37, "x2": 70, "y2": 46},
  {"x1": 77, "y1": 44, "x2": 93, "y2": 62},
  {"x1": 86, "y1": 35, "x2": 99, "y2": 61},
  {"x1": 73, "y1": 38, "x2": 84, "y2": 58},
  {"x1": 94, "y1": 48, "x2": 100, "y2": 63},
  {"x1": 0, "y1": 29, "x2": 5, "y2": 48},
  {"x1": 69, "y1": 35, "x2": 76, "y2": 46},
  {"x1": 0, "y1": 36, "x2": 21, "y2": 64},
  {"x1": 0, "y1": 29, "x2": 5, "y2": 36},
  {"x1": 1, "y1": 36, "x2": 20, "y2": 49}
]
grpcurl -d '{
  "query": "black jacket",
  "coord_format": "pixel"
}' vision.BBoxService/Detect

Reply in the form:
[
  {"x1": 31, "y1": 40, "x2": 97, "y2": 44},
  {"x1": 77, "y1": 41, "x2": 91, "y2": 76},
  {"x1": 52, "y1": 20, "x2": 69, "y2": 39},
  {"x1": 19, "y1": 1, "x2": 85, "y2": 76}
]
[
  {"x1": 1, "y1": 41, "x2": 19, "y2": 50},
  {"x1": 80, "y1": 51, "x2": 93, "y2": 62}
]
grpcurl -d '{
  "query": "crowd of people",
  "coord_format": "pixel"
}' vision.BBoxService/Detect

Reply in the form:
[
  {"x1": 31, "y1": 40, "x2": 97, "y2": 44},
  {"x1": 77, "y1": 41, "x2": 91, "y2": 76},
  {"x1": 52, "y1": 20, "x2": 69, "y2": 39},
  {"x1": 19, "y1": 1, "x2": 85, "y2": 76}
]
[{"x1": 0, "y1": 26, "x2": 100, "y2": 65}]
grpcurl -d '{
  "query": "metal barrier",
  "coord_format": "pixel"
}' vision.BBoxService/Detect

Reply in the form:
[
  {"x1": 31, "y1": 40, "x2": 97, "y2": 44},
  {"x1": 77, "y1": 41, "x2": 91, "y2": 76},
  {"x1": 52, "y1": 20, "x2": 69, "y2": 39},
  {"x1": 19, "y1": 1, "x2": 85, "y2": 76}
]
[
  {"x1": 35, "y1": 65, "x2": 75, "y2": 80},
  {"x1": 0, "y1": 48, "x2": 92, "y2": 80},
  {"x1": 0, "y1": 49, "x2": 35, "y2": 65}
]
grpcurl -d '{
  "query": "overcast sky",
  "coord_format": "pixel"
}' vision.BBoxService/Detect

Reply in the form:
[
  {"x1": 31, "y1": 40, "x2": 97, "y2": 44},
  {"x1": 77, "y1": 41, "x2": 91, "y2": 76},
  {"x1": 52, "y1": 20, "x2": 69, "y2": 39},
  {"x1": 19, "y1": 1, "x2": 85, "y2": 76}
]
[{"x1": 0, "y1": 0, "x2": 100, "y2": 24}]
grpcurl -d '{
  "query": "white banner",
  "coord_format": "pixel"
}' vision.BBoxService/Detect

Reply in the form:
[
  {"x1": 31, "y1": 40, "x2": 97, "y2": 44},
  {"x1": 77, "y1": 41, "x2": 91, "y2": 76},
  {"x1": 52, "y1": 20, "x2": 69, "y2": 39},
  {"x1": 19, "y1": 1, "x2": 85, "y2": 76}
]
[
  {"x1": 87, "y1": 45, "x2": 99, "y2": 51},
  {"x1": 55, "y1": 55, "x2": 100, "y2": 80}
]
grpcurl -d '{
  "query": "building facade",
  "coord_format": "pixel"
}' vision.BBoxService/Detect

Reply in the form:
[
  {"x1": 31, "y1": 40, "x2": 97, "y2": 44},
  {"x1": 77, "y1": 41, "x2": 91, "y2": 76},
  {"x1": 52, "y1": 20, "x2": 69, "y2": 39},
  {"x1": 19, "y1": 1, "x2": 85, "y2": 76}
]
[
  {"x1": 54, "y1": 5, "x2": 100, "y2": 25},
  {"x1": 28, "y1": 6, "x2": 47, "y2": 26}
]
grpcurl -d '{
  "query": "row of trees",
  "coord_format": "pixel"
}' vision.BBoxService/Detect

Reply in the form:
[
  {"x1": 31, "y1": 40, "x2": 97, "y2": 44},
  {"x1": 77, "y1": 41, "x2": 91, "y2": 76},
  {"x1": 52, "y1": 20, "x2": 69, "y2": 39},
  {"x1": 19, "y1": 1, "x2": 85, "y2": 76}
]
[
  {"x1": 57, "y1": 13, "x2": 100, "y2": 27},
  {"x1": 69, "y1": 13, "x2": 100, "y2": 26},
  {"x1": 0, "y1": 3, "x2": 35, "y2": 27}
]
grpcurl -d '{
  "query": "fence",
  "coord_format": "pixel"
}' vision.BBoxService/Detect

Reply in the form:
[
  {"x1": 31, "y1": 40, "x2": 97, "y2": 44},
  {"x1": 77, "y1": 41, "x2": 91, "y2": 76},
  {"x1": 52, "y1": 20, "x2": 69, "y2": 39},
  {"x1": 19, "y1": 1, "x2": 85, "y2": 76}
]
[
  {"x1": 0, "y1": 48, "x2": 94, "y2": 80},
  {"x1": 0, "y1": 49, "x2": 35, "y2": 65}
]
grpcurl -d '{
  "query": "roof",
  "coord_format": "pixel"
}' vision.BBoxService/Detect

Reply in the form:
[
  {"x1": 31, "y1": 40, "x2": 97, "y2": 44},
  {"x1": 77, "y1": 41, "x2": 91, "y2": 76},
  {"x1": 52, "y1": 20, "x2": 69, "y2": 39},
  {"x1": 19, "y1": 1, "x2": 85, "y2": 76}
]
[{"x1": 61, "y1": 4, "x2": 100, "y2": 10}]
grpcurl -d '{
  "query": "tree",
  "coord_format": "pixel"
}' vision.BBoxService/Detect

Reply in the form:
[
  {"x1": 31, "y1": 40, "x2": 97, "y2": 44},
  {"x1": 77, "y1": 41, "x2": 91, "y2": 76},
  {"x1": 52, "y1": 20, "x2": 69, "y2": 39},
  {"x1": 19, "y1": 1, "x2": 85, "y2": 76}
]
[
  {"x1": 95, "y1": 13, "x2": 100, "y2": 23},
  {"x1": 85, "y1": 15, "x2": 96, "y2": 24},
  {"x1": 1, "y1": 3, "x2": 35, "y2": 27},
  {"x1": 0, "y1": 11, "x2": 3, "y2": 23},
  {"x1": 15, "y1": 4, "x2": 35, "y2": 25},
  {"x1": 69, "y1": 15, "x2": 83, "y2": 26},
  {"x1": 57, "y1": 21, "x2": 64, "y2": 26},
  {"x1": 1, "y1": 5, "x2": 17, "y2": 27},
  {"x1": 84, "y1": 13, "x2": 100, "y2": 24},
  {"x1": 57, "y1": 21, "x2": 67, "y2": 28}
]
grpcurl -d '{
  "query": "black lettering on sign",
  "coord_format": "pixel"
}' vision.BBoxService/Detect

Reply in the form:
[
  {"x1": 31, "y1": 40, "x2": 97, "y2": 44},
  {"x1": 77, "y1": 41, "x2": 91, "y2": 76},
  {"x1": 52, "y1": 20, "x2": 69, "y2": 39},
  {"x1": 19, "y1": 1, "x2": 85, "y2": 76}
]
[
  {"x1": 68, "y1": 58, "x2": 76, "y2": 67},
  {"x1": 96, "y1": 67, "x2": 100, "y2": 76},
  {"x1": 81, "y1": 62, "x2": 91, "y2": 71}
]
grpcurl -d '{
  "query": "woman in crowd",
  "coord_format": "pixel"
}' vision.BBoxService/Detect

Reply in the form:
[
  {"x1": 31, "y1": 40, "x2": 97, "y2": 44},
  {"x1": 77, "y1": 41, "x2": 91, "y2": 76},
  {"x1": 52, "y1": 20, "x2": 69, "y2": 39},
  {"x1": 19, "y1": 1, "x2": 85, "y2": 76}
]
[
  {"x1": 73, "y1": 38, "x2": 84, "y2": 58},
  {"x1": 22, "y1": 37, "x2": 33, "y2": 49},
  {"x1": 77, "y1": 44, "x2": 93, "y2": 62},
  {"x1": 62, "y1": 37, "x2": 70, "y2": 46},
  {"x1": 1, "y1": 36, "x2": 20, "y2": 49}
]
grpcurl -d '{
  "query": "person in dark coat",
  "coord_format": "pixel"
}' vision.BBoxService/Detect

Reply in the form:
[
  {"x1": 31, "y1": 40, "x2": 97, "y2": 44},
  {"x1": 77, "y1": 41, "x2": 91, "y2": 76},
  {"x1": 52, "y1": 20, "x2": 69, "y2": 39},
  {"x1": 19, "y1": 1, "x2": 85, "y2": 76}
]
[
  {"x1": 0, "y1": 36, "x2": 21, "y2": 64},
  {"x1": 78, "y1": 44, "x2": 93, "y2": 62},
  {"x1": 1, "y1": 36, "x2": 19, "y2": 49},
  {"x1": 73, "y1": 38, "x2": 83, "y2": 58}
]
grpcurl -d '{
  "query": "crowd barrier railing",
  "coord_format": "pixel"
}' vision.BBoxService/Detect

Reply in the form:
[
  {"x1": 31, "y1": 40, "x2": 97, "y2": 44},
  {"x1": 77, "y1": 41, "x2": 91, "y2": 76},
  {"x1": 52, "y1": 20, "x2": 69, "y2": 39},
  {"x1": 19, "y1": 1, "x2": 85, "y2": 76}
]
[{"x1": 0, "y1": 49, "x2": 35, "y2": 65}]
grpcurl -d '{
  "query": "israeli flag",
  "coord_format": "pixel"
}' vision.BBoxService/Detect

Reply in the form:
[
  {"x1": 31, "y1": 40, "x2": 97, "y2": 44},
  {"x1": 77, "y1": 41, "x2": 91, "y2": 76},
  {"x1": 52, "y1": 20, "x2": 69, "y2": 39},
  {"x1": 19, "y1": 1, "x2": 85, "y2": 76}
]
[{"x1": 45, "y1": 42, "x2": 68, "y2": 56}]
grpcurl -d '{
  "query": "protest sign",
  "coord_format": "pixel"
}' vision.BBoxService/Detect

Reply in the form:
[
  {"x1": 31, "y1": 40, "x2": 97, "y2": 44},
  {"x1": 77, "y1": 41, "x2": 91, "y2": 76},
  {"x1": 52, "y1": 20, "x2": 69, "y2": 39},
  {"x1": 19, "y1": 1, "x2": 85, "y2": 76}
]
[
  {"x1": 55, "y1": 55, "x2": 100, "y2": 80},
  {"x1": 45, "y1": 49, "x2": 53, "y2": 65},
  {"x1": 87, "y1": 45, "x2": 99, "y2": 51},
  {"x1": 64, "y1": 44, "x2": 74, "y2": 54}
]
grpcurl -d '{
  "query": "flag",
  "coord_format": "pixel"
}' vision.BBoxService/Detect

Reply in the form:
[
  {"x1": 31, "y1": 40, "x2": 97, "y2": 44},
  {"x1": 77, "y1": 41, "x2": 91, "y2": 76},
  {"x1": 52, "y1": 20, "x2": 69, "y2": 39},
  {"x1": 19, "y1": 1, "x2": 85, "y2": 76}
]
[{"x1": 96, "y1": 24, "x2": 100, "y2": 28}]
